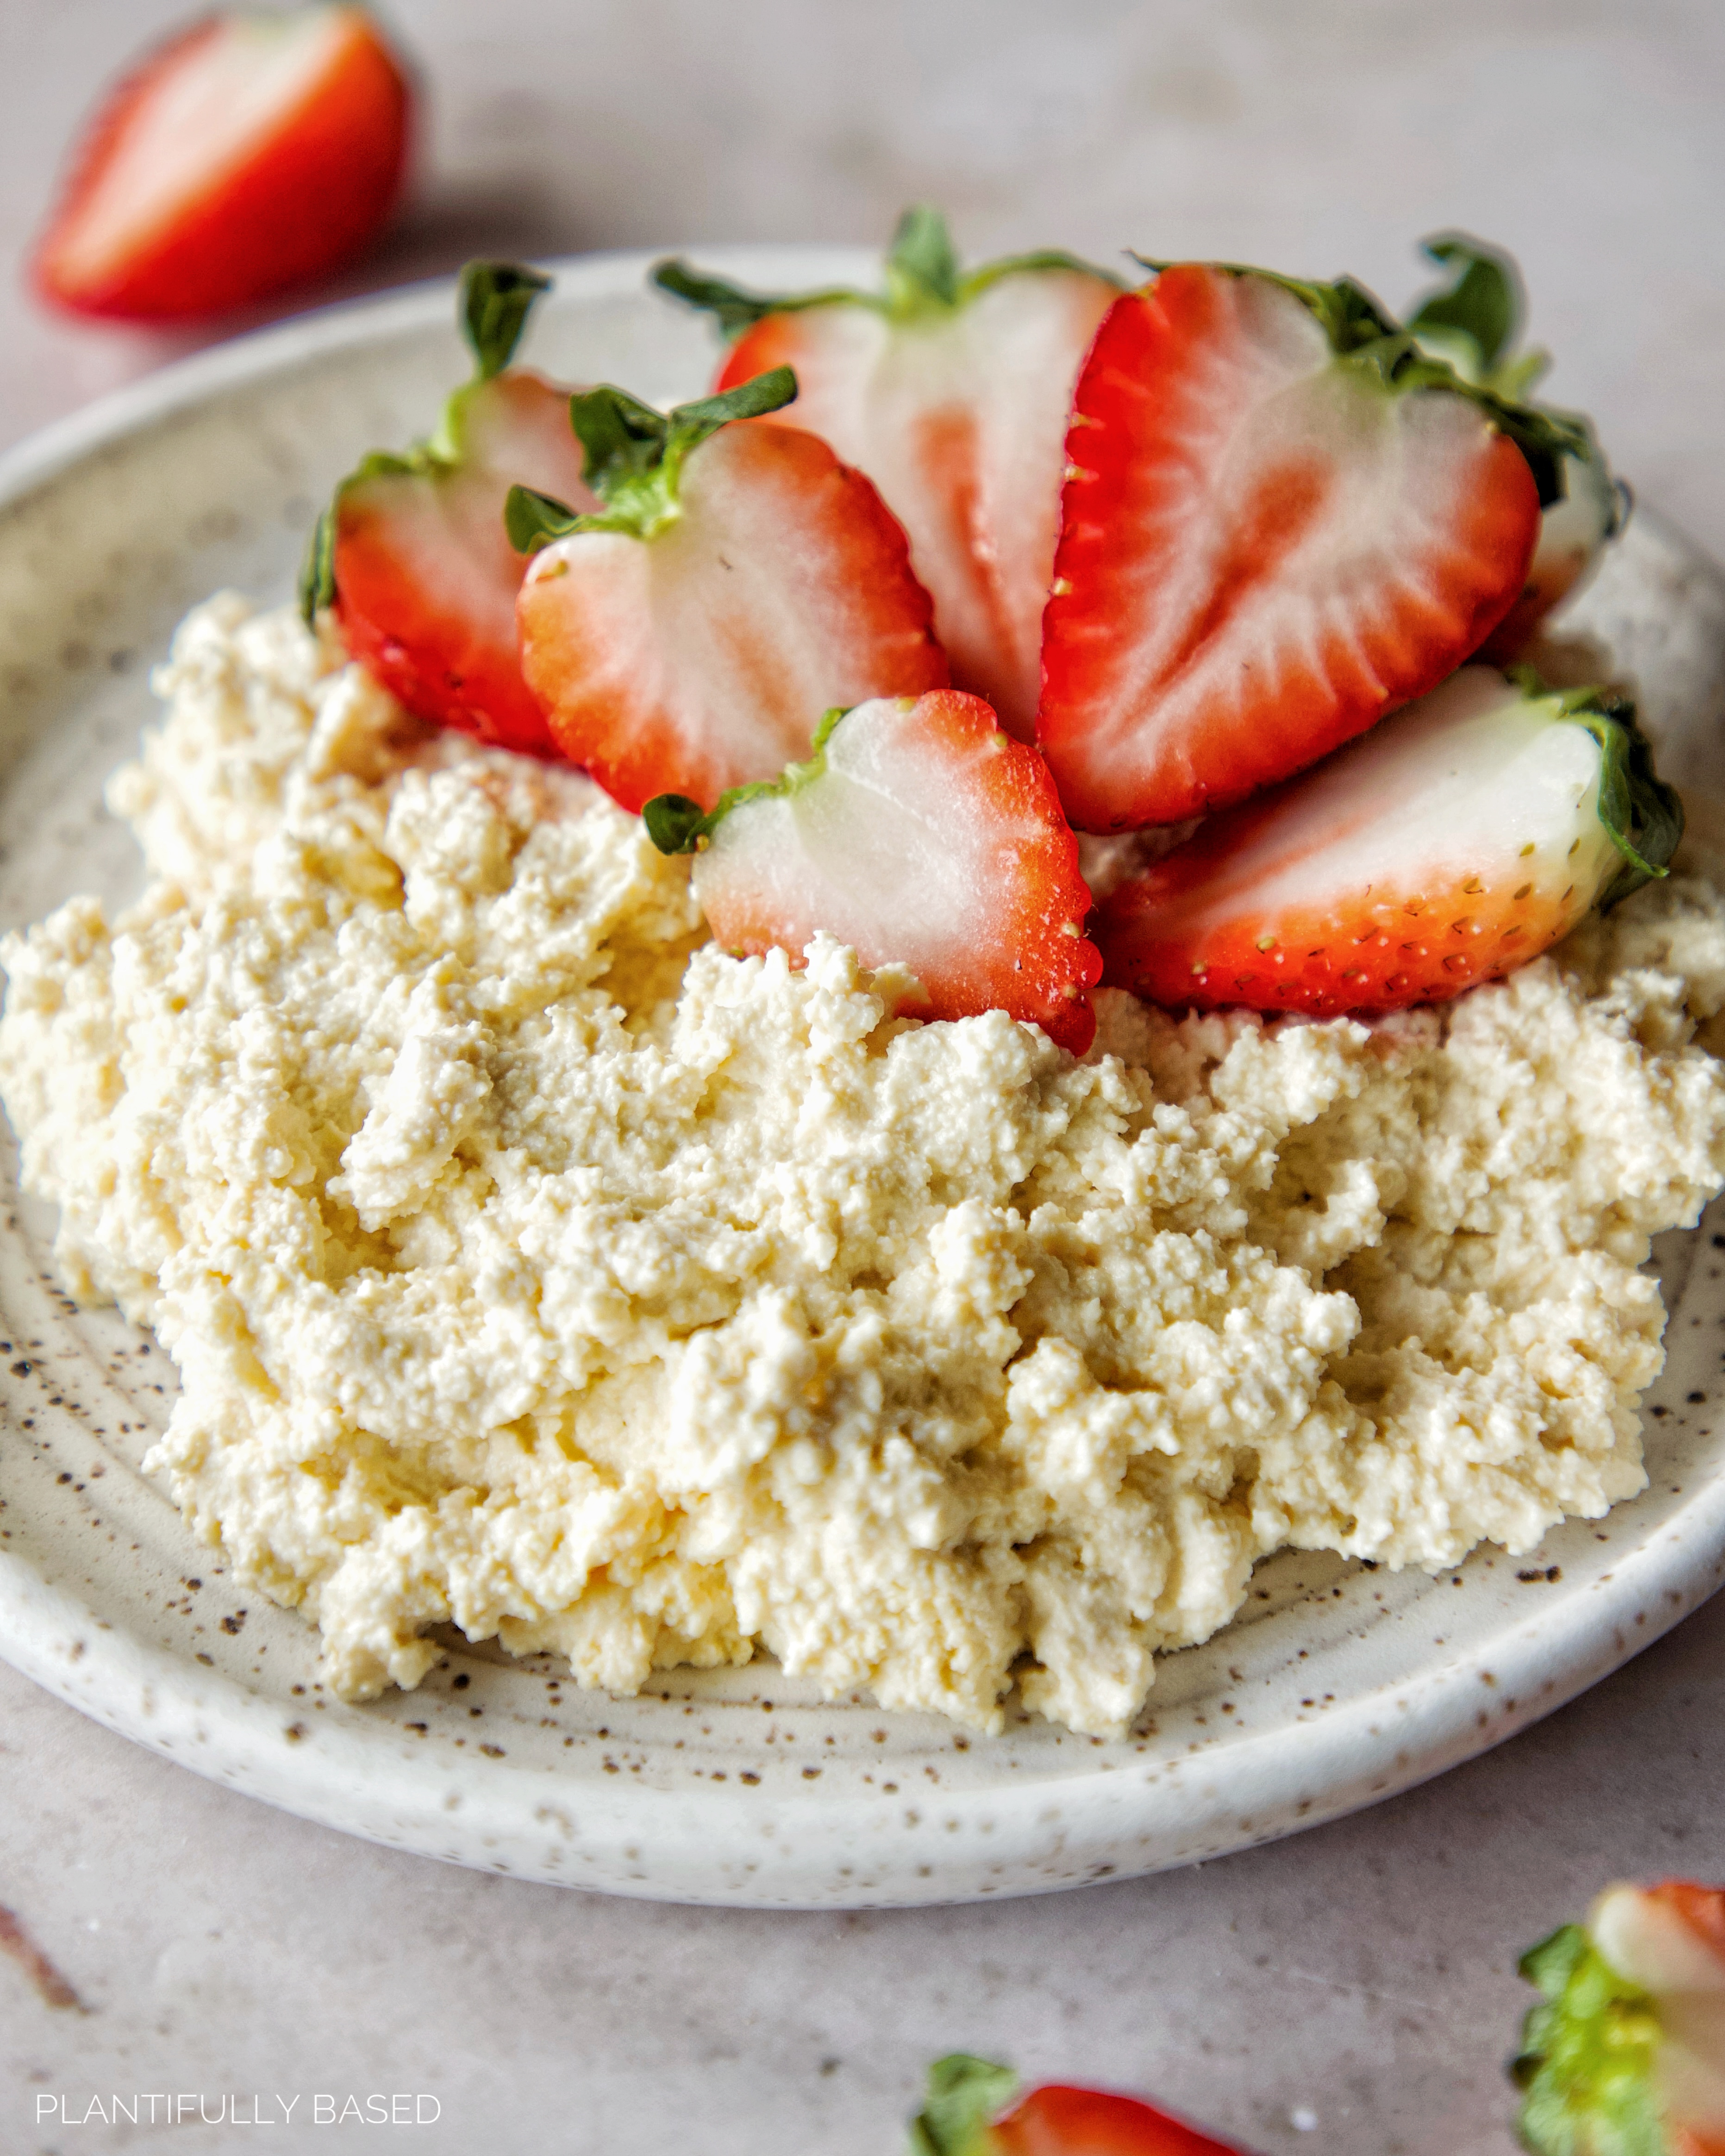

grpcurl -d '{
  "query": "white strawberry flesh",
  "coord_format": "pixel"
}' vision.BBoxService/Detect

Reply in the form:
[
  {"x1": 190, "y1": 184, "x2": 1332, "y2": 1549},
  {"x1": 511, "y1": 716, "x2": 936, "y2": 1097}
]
[{"x1": 686, "y1": 690, "x2": 1100, "y2": 1052}]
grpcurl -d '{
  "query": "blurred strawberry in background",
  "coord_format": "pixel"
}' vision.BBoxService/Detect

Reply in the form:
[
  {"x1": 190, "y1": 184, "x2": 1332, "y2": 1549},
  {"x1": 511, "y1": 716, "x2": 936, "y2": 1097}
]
[{"x1": 32, "y1": 3, "x2": 411, "y2": 321}]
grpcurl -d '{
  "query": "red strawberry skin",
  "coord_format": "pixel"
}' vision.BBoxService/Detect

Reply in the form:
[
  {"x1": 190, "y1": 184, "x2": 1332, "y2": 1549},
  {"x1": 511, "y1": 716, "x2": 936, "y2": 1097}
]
[
  {"x1": 719, "y1": 268, "x2": 1115, "y2": 742},
  {"x1": 1038, "y1": 266, "x2": 1542, "y2": 832},
  {"x1": 1095, "y1": 668, "x2": 1641, "y2": 1018},
  {"x1": 332, "y1": 372, "x2": 598, "y2": 757},
  {"x1": 691, "y1": 691, "x2": 1100, "y2": 1054},
  {"x1": 518, "y1": 423, "x2": 949, "y2": 812},
  {"x1": 35, "y1": 6, "x2": 410, "y2": 321},
  {"x1": 992, "y1": 2082, "x2": 1250, "y2": 2156}
]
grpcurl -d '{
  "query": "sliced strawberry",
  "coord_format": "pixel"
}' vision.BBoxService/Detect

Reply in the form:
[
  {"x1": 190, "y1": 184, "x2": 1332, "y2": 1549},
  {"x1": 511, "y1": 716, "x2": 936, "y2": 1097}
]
[
  {"x1": 1403, "y1": 233, "x2": 1627, "y2": 662},
  {"x1": 510, "y1": 372, "x2": 949, "y2": 811},
  {"x1": 302, "y1": 262, "x2": 598, "y2": 757},
  {"x1": 655, "y1": 208, "x2": 1120, "y2": 740},
  {"x1": 1095, "y1": 666, "x2": 1681, "y2": 1018},
  {"x1": 910, "y1": 2055, "x2": 1253, "y2": 2156},
  {"x1": 1516, "y1": 1883, "x2": 1725, "y2": 2156},
  {"x1": 1038, "y1": 260, "x2": 1585, "y2": 832},
  {"x1": 35, "y1": 5, "x2": 410, "y2": 320},
  {"x1": 642, "y1": 692, "x2": 1098, "y2": 1053}
]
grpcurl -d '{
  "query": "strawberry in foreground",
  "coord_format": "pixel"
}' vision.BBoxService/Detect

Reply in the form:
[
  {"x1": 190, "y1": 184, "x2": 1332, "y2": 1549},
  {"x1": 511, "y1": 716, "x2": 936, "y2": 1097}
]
[
  {"x1": 1038, "y1": 258, "x2": 1587, "y2": 833},
  {"x1": 642, "y1": 692, "x2": 1100, "y2": 1053},
  {"x1": 509, "y1": 376, "x2": 948, "y2": 811},
  {"x1": 1515, "y1": 1882, "x2": 1725, "y2": 2153},
  {"x1": 302, "y1": 262, "x2": 596, "y2": 757},
  {"x1": 909, "y1": 2054, "x2": 1252, "y2": 2155},
  {"x1": 1404, "y1": 233, "x2": 1627, "y2": 662},
  {"x1": 1095, "y1": 665, "x2": 1681, "y2": 1017},
  {"x1": 35, "y1": 4, "x2": 410, "y2": 321},
  {"x1": 655, "y1": 207, "x2": 1120, "y2": 740}
]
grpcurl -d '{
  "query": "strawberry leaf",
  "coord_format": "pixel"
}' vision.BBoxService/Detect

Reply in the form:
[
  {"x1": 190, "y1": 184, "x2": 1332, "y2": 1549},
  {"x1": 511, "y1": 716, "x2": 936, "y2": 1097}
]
[
  {"x1": 460, "y1": 261, "x2": 552, "y2": 382},
  {"x1": 503, "y1": 484, "x2": 585, "y2": 554},
  {"x1": 655, "y1": 209, "x2": 1120, "y2": 343},
  {"x1": 510, "y1": 369, "x2": 798, "y2": 545},
  {"x1": 298, "y1": 505, "x2": 337, "y2": 623},
  {"x1": 1506, "y1": 671, "x2": 1684, "y2": 900},
  {"x1": 643, "y1": 706, "x2": 847, "y2": 851},
  {"x1": 568, "y1": 383, "x2": 675, "y2": 490},
  {"x1": 908, "y1": 2055, "x2": 1018, "y2": 2156},
  {"x1": 666, "y1": 368, "x2": 801, "y2": 447},
  {"x1": 886, "y1": 204, "x2": 961, "y2": 311},
  {"x1": 1512, "y1": 1924, "x2": 1669, "y2": 2156},
  {"x1": 1408, "y1": 233, "x2": 1523, "y2": 376},
  {"x1": 650, "y1": 259, "x2": 868, "y2": 341},
  {"x1": 641, "y1": 793, "x2": 712, "y2": 854}
]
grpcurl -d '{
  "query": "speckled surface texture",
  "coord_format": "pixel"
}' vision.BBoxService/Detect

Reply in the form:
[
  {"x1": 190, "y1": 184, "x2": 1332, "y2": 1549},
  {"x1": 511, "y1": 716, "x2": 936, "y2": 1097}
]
[{"x1": 1, "y1": 1, "x2": 1724, "y2": 2150}]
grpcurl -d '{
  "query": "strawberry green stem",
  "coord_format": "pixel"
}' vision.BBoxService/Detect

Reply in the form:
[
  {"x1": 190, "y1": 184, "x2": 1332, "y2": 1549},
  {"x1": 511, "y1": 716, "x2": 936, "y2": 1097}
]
[
  {"x1": 643, "y1": 705, "x2": 849, "y2": 851},
  {"x1": 1407, "y1": 232, "x2": 1525, "y2": 381},
  {"x1": 1508, "y1": 672, "x2": 1683, "y2": 899},
  {"x1": 908, "y1": 2055, "x2": 1019, "y2": 2156},
  {"x1": 651, "y1": 206, "x2": 1122, "y2": 342},
  {"x1": 505, "y1": 366, "x2": 797, "y2": 548},
  {"x1": 650, "y1": 261, "x2": 863, "y2": 340},
  {"x1": 1512, "y1": 1925, "x2": 1669, "y2": 2155},
  {"x1": 885, "y1": 203, "x2": 962, "y2": 310},
  {"x1": 459, "y1": 261, "x2": 552, "y2": 383}
]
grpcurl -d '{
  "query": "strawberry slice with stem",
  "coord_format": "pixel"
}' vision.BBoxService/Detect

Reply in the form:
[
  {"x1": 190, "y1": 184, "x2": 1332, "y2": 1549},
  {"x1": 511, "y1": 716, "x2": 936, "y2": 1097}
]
[
  {"x1": 1404, "y1": 231, "x2": 1628, "y2": 662},
  {"x1": 642, "y1": 692, "x2": 1099, "y2": 1053},
  {"x1": 654, "y1": 207, "x2": 1121, "y2": 740},
  {"x1": 1039, "y1": 259, "x2": 1586, "y2": 832},
  {"x1": 301, "y1": 261, "x2": 598, "y2": 757},
  {"x1": 910, "y1": 2053, "x2": 1254, "y2": 2155},
  {"x1": 1515, "y1": 1882, "x2": 1725, "y2": 2154},
  {"x1": 508, "y1": 373, "x2": 948, "y2": 812},
  {"x1": 1095, "y1": 664, "x2": 1681, "y2": 1018},
  {"x1": 35, "y1": 4, "x2": 410, "y2": 321}
]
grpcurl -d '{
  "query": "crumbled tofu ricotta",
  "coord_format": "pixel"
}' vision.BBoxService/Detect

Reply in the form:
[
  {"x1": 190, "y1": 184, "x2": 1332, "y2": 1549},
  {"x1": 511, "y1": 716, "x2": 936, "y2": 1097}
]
[{"x1": 5, "y1": 595, "x2": 1725, "y2": 1738}]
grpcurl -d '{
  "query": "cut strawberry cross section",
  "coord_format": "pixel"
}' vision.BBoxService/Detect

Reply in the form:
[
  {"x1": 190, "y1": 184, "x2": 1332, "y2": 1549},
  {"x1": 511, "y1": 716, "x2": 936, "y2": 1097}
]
[
  {"x1": 302, "y1": 261, "x2": 598, "y2": 757},
  {"x1": 910, "y1": 2053, "x2": 1255, "y2": 2156},
  {"x1": 1095, "y1": 664, "x2": 1681, "y2": 1017},
  {"x1": 33, "y1": 3, "x2": 411, "y2": 321},
  {"x1": 643, "y1": 692, "x2": 1100, "y2": 1054},
  {"x1": 1038, "y1": 259, "x2": 1587, "y2": 833},
  {"x1": 509, "y1": 372, "x2": 949, "y2": 812},
  {"x1": 655, "y1": 207, "x2": 1121, "y2": 740}
]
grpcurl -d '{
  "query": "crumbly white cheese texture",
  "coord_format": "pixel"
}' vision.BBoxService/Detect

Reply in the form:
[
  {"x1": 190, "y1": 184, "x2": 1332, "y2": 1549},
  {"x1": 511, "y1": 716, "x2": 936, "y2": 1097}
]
[{"x1": 6, "y1": 596, "x2": 1725, "y2": 1738}]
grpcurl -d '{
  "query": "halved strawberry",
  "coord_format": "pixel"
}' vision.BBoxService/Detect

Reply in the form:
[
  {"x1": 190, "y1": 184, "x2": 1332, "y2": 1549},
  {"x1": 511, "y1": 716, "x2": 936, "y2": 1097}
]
[
  {"x1": 509, "y1": 374, "x2": 949, "y2": 811},
  {"x1": 35, "y1": 5, "x2": 410, "y2": 320},
  {"x1": 1095, "y1": 665, "x2": 1681, "y2": 1017},
  {"x1": 1404, "y1": 233, "x2": 1627, "y2": 662},
  {"x1": 1038, "y1": 260, "x2": 1585, "y2": 832},
  {"x1": 642, "y1": 692, "x2": 1099, "y2": 1053},
  {"x1": 1516, "y1": 1882, "x2": 1725, "y2": 2155},
  {"x1": 910, "y1": 2054, "x2": 1252, "y2": 2156},
  {"x1": 301, "y1": 261, "x2": 597, "y2": 757},
  {"x1": 655, "y1": 208, "x2": 1120, "y2": 740}
]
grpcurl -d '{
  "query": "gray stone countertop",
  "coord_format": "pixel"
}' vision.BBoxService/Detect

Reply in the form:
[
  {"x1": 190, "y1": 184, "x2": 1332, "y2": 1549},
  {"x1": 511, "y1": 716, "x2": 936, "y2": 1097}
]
[{"x1": 1, "y1": 2, "x2": 1723, "y2": 2150}]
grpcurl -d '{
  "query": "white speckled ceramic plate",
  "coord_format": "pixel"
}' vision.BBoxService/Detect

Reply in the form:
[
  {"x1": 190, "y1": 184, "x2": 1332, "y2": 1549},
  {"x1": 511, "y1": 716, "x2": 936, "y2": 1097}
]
[{"x1": 1, "y1": 249, "x2": 1724, "y2": 1909}]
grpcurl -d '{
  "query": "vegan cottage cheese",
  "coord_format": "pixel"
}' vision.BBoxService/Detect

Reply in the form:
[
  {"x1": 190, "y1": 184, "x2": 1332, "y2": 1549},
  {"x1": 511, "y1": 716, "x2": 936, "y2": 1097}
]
[{"x1": 5, "y1": 594, "x2": 1725, "y2": 1738}]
